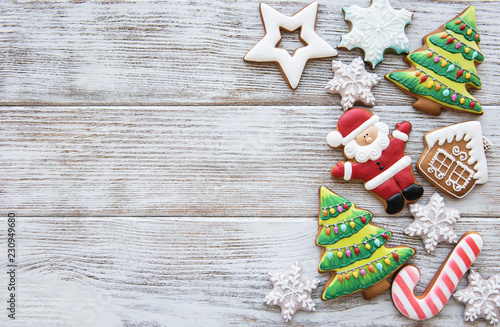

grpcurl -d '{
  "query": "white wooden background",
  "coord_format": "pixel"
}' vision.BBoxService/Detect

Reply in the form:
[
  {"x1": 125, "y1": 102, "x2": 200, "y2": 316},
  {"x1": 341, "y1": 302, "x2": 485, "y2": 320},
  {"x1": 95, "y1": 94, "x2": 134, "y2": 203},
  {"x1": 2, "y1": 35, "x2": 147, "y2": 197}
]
[{"x1": 0, "y1": 0, "x2": 499, "y2": 326}]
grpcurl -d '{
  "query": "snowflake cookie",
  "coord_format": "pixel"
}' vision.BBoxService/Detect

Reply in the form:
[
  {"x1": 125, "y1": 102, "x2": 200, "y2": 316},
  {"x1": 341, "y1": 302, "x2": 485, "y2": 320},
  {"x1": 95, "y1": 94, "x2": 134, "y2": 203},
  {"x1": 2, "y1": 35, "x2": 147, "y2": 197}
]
[
  {"x1": 264, "y1": 262, "x2": 320, "y2": 322},
  {"x1": 338, "y1": 0, "x2": 412, "y2": 68},
  {"x1": 454, "y1": 270, "x2": 500, "y2": 325},
  {"x1": 406, "y1": 193, "x2": 459, "y2": 252},
  {"x1": 325, "y1": 57, "x2": 381, "y2": 110},
  {"x1": 244, "y1": 2, "x2": 337, "y2": 89}
]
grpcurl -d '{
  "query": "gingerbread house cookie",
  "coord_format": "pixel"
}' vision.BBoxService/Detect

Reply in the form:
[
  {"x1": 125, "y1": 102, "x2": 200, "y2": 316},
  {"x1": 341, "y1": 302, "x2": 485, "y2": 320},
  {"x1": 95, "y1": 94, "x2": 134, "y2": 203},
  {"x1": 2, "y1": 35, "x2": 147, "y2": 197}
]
[{"x1": 417, "y1": 121, "x2": 491, "y2": 198}]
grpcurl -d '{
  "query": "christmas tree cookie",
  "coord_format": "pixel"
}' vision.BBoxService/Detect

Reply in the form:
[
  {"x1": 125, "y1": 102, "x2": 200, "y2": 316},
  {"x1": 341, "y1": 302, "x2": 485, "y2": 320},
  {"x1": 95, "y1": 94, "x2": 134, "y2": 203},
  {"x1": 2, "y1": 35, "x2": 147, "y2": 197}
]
[
  {"x1": 386, "y1": 6, "x2": 484, "y2": 115},
  {"x1": 315, "y1": 186, "x2": 415, "y2": 300}
]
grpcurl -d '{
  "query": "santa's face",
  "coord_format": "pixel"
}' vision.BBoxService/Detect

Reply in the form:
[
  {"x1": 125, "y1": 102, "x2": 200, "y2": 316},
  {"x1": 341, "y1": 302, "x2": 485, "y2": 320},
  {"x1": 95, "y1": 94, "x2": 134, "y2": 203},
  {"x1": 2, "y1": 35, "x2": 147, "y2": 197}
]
[
  {"x1": 355, "y1": 126, "x2": 378, "y2": 146},
  {"x1": 343, "y1": 122, "x2": 390, "y2": 163}
]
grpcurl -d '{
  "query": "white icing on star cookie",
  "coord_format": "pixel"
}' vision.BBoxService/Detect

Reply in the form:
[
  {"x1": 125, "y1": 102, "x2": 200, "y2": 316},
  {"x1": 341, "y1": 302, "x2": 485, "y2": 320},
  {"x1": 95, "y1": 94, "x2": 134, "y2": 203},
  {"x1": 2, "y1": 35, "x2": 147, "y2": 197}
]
[
  {"x1": 454, "y1": 270, "x2": 500, "y2": 325},
  {"x1": 406, "y1": 193, "x2": 459, "y2": 252},
  {"x1": 264, "y1": 262, "x2": 320, "y2": 322},
  {"x1": 338, "y1": 0, "x2": 412, "y2": 68},
  {"x1": 244, "y1": 2, "x2": 337, "y2": 89},
  {"x1": 325, "y1": 57, "x2": 381, "y2": 110}
]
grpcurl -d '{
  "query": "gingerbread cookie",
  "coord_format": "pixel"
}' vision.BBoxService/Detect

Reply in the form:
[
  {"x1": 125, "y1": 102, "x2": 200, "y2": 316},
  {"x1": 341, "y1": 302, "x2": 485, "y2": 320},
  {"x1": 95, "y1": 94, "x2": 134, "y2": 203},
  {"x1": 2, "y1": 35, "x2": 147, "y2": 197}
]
[
  {"x1": 244, "y1": 2, "x2": 337, "y2": 89},
  {"x1": 391, "y1": 232, "x2": 483, "y2": 321},
  {"x1": 325, "y1": 57, "x2": 381, "y2": 111},
  {"x1": 316, "y1": 186, "x2": 415, "y2": 300},
  {"x1": 386, "y1": 6, "x2": 484, "y2": 115},
  {"x1": 327, "y1": 108, "x2": 423, "y2": 214},
  {"x1": 338, "y1": 0, "x2": 412, "y2": 68},
  {"x1": 454, "y1": 270, "x2": 500, "y2": 325},
  {"x1": 264, "y1": 262, "x2": 320, "y2": 322},
  {"x1": 417, "y1": 121, "x2": 490, "y2": 198},
  {"x1": 406, "y1": 193, "x2": 459, "y2": 253}
]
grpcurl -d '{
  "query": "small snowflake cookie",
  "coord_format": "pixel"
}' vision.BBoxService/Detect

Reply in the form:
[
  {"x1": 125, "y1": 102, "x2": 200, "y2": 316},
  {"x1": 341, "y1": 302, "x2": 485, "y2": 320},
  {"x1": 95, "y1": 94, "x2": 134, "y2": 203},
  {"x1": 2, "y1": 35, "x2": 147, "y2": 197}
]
[
  {"x1": 338, "y1": 0, "x2": 413, "y2": 68},
  {"x1": 454, "y1": 270, "x2": 500, "y2": 325},
  {"x1": 325, "y1": 57, "x2": 381, "y2": 111},
  {"x1": 417, "y1": 121, "x2": 491, "y2": 198},
  {"x1": 263, "y1": 262, "x2": 320, "y2": 322},
  {"x1": 406, "y1": 193, "x2": 459, "y2": 252},
  {"x1": 244, "y1": 2, "x2": 337, "y2": 89}
]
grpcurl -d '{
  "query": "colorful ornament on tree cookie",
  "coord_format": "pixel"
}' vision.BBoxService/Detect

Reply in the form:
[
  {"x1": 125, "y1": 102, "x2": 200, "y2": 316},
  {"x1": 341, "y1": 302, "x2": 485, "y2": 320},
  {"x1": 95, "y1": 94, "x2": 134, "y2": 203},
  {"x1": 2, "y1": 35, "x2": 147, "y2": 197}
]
[
  {"x1": 316, "y1": 187, "x2": 415, "y2": 300},
  {"x1": 386, "y1": 6, "x2": 484, "y2": 115},
  {"x1": 243, "y1": 2, "x2": 337, "y2": 89},
  {"x1": 325, "y1": 57, "x2": 381, "y2": 111},
  {"x1": 338, "y1": 0, "x2": 413, "y2": 68},
  {"x1": 417, "y1": 121, "x2": 491, "y2": 198},
  {"x1": 264, "y1": 262, "x2": 320, "y2": 322},
  {"x1": 327, "y1": 108, "x2": 423, "y2": 214},
  {"x1": 391, "y1": 232, "x2": 483, "y2": 321},
  {"x1": 454, "y1": 270, "x2": 500, "y2": 325}
]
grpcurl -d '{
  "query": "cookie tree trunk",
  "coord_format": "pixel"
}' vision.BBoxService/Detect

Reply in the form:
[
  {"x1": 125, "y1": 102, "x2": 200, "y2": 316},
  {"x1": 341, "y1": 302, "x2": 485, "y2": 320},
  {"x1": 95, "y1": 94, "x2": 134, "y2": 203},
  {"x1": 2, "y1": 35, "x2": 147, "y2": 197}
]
[
  {"x1": 386, "y1": 6, "x2": 483, "y2": 115},
  {"x1": 315, "y1": 186, "x2": 415, "y2": 300}
]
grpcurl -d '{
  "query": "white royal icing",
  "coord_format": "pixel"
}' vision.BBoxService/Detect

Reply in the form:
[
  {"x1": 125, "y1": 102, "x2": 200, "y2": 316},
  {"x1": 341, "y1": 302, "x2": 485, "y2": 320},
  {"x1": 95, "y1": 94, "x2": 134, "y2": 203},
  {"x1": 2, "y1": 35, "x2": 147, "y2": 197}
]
[
  {"x1": 344, "y1": 161, "x2": 352, "y2": 180},
  {"x1": 325, "y1": 57, "x2": 381, "y2": 111},
  {"x1": 244, "y1": 2, "x2": 337, "y2": 89},
  {"x1": 423, "y1": 121, "x2": 488, "y2": 183},
  {"x1": 392, "y1": 130, "x2": 408, "y2": 142},
  {"x1": 406, "y1": 193, "x2": 459, "y2": 252},
  {"x1": 364, "y1": 155, "x2": 411, "y2": 190},
  {"x1": 338, "y1": 0, "x2": 412, "y2": 68}
]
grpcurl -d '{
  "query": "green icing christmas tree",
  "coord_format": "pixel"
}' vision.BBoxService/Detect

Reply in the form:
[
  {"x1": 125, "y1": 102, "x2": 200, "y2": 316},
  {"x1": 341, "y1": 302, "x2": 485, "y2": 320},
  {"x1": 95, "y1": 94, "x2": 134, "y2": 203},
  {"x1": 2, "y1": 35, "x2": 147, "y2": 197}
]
[
  {"x1": 315, "y1": 186, "x2": 415, "y2": 300},
  {"x1": 386, "y1": 6, "x2": 483, "y2": 116}
]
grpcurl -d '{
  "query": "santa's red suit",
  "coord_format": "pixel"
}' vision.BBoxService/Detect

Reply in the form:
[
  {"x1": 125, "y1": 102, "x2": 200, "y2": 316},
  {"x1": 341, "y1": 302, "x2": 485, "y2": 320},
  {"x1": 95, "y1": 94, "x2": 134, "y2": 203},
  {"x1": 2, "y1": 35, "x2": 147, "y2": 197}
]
[
  {"x1": 326, "y1": 108, "x2": 422, "y2": 213},
  {"x1": 331, "y1": 122, "x2": 414, "y2": 200}
]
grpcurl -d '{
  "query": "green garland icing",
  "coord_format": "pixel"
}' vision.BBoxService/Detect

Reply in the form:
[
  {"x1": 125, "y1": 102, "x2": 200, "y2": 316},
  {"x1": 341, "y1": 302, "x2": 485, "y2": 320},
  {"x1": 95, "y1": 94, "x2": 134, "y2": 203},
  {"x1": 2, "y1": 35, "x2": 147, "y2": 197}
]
[
  {"x1": 322, "y1": 248, "x2": 415, "y2": 300},
  {"x1": 320, "y1": 201, "x2": 352, "y2": 221},
  {"x1": 316, "y1": 208, "x2": 372, "y2": 245},
  {"x1": 319, "y1": 229, "x2": 390, "y2": 271},
  {"x1": 409, "y1": 51, "x2": 481, "y2": 87},
  {"x1": 387, "y1": 71, "x2": 483, "y2": 114},
  {"x1": 429, "y1": 34, "x2": 484, "y2": 62},
  {"x1": 444, "y1": 7, "x2": 480, "y2": 43}
]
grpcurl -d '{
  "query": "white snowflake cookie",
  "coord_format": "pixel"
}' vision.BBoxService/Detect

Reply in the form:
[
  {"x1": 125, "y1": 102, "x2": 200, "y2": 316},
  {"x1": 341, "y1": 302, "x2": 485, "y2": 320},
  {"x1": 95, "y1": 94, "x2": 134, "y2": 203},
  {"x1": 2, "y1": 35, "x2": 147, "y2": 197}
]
[
  {"x1": 244, "y1": 2, "x2": 337, "y2": 89},
  {"x1": 325, "y1": 57, "x2": 381, "y2": 110},
  {"x1": 338, "y1": 0, "x2": 413, "y2": 68},
  {"x1": 454, "y1": 270, "x2": 500, "y2": 325},
  {"x1": 264, "y1": 262, "x2": 320, "y2": 322},
  {"x1": 406, "y1": 193, "x2": 459, "y2": 252}
]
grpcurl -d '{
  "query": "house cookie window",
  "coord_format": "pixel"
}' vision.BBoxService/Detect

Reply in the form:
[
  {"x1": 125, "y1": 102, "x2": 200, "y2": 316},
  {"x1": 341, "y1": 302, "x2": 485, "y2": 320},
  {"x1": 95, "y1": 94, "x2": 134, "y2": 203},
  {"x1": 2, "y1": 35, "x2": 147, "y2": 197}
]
[
  {"x1": 446, "y1": 161, "x2": 474, "y2": 192},
  {"x1": 428, "y1": 148, "x2": 455, "y2": 180}
]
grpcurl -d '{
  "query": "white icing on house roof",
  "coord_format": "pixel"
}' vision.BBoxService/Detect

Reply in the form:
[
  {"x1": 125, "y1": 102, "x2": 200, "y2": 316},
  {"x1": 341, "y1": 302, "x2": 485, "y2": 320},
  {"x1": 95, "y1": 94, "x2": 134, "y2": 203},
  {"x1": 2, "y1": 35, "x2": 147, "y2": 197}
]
[{"x1": 424, "y1": 121, "x2": 488, "y2": 183}]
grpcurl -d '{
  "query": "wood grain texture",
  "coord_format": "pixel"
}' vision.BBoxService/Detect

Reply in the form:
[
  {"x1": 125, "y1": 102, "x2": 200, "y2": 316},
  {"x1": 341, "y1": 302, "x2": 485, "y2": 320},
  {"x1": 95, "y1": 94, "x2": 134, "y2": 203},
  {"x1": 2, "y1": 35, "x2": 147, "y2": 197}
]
[
  {"x1": 1, "y1": 105, "x2": 498, "y2": 217},
  {"x1": 0, "y1": 0, "x2": 499, "y2": 326},
  {"x1": 0, "y1": 0, "x2": 498, "y2": 106},
  {"x1": 0, "y1": 217, "x2": 497, "y2": 326}
]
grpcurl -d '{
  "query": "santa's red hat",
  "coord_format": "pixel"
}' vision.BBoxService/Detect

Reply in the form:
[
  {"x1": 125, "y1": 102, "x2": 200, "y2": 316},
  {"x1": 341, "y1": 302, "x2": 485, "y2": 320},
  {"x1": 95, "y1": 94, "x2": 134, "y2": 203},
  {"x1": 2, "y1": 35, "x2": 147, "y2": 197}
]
[{"x1": 327, "y1": 108, "x2": 379, "y2": 147}]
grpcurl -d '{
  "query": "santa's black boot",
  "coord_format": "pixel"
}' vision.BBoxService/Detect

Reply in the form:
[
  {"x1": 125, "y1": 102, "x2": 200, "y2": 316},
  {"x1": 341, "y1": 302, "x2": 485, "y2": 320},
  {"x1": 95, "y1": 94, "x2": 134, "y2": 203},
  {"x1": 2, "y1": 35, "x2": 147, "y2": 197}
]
[
  {"x1": 385, "y1": 193, "x2": 405, "y2": 214},
  {"x1": 402, "y1": 184, "x2": 424, "y2": 202}
]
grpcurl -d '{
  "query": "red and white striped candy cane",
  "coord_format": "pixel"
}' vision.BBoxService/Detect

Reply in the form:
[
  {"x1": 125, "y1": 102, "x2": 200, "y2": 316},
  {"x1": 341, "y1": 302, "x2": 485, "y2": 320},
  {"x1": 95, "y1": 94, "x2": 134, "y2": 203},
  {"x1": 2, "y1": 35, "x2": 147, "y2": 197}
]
[{"x1": 391, "y1": 232, "x2": 483, "y2": 320}]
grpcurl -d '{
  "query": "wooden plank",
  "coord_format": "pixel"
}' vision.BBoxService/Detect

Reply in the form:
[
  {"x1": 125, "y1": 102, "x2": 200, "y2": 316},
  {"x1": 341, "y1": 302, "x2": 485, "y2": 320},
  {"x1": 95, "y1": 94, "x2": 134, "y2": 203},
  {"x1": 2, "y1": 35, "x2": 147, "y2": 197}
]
[
  {"x1": 1, "y1": 105, "x2": 498, "y2": 217},
  {"x1": 0, "y1": 216, "x2": 496, "y2": 326},
  {"x1": 0, "y1": 0, "x2": 498, "y2": 106}
]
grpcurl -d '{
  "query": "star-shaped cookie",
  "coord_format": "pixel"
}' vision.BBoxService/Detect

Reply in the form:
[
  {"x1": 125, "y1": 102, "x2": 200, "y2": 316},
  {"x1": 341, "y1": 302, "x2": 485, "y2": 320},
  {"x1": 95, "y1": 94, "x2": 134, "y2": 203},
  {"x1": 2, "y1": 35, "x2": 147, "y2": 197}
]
[
  {"x1": 405, "y1": 193, "x2": 459, "y2": 252},
  {"x1": 454, "y1": 270, "x2": 500, "y2": 325},
  {"x1": 264, "y1": 262, "x2": 320, "y2": 322},
  {"x1": 244, "y1": 2, "x2": 337, "y2": 89},
  {"x1": 338, "y1": 0, "x2": 412, "y2": 68},
  {"x1": 325, "y1": 57, "x2": 381, "y2": 110}
]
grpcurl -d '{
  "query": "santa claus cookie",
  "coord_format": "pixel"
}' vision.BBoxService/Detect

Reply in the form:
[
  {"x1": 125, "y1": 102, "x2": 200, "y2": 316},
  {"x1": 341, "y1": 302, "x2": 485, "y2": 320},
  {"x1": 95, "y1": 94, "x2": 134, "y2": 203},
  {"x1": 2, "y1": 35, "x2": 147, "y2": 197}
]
[{"x1": 327, "y1": 108, "x2": 423, "y2": 214}]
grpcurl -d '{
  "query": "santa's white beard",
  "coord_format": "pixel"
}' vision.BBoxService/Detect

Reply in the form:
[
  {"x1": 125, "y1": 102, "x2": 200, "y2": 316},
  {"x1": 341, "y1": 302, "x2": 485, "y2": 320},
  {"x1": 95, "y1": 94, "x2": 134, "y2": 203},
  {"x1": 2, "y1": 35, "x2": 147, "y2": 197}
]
[{"x1": 343, "y1": 122, "x2": 390, "y2": 163}]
